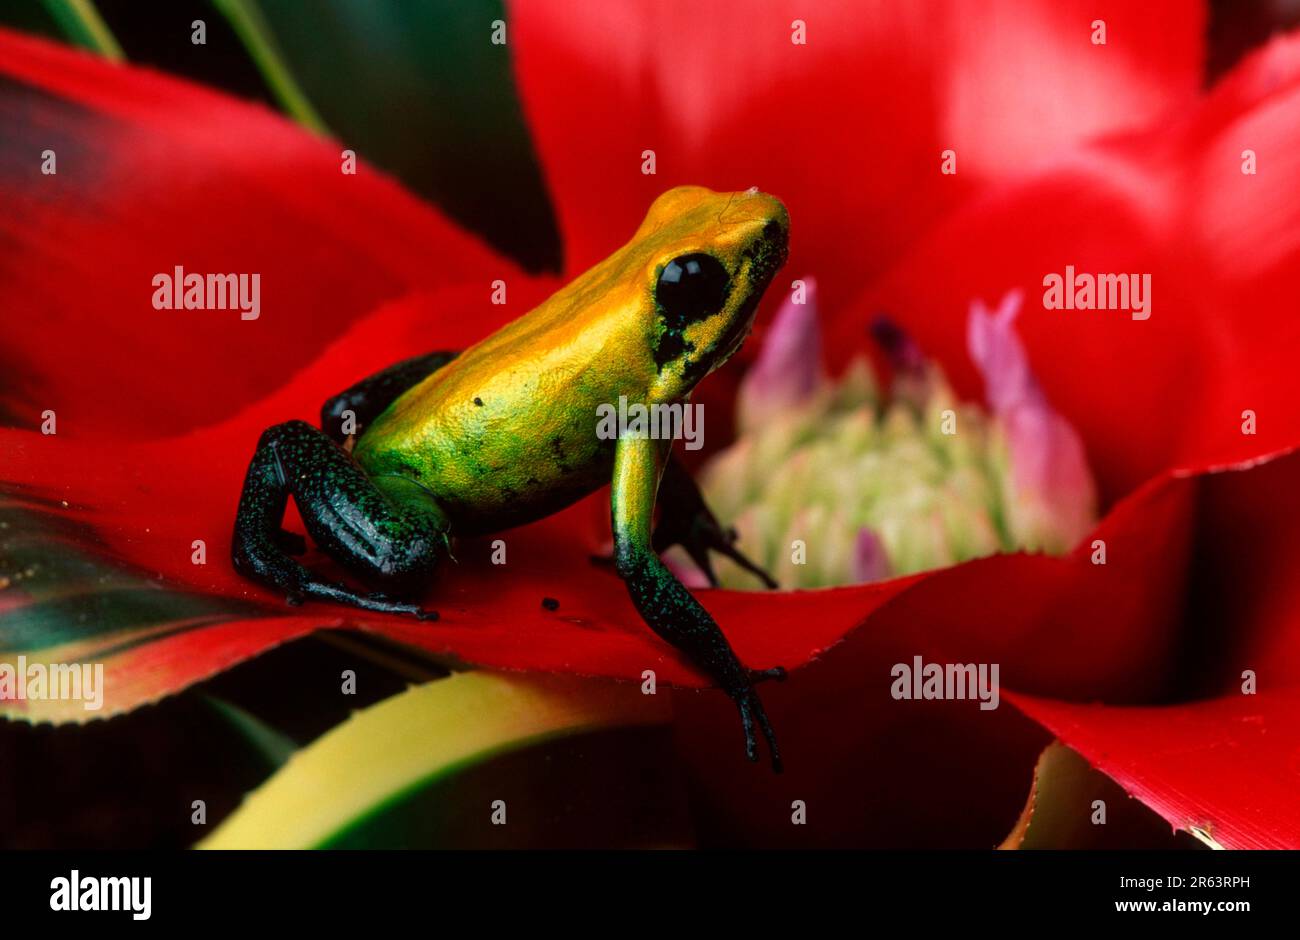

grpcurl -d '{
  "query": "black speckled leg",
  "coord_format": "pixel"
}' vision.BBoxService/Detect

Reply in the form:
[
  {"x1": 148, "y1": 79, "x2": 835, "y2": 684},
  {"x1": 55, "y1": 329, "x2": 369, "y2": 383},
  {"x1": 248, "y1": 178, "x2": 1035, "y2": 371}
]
[
  {"x1": 320, "y1": 350, "x2": 460, "y2": 443},
  {"x1": 613, "y1": 435, "x2": 784, "y2": 772},
  {"x1": 652, "y1": 455, "x2": 778, "y2": 589},
  {"x1": 232, "y1": 420, "x2": 449, "y2": 619}
]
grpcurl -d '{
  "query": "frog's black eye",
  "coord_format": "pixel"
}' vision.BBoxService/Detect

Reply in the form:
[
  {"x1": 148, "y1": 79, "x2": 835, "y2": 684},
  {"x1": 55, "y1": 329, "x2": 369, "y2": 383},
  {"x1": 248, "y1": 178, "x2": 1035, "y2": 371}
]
[{"x1": 656, "y1": 254, "x2": 731, "y2": 327}]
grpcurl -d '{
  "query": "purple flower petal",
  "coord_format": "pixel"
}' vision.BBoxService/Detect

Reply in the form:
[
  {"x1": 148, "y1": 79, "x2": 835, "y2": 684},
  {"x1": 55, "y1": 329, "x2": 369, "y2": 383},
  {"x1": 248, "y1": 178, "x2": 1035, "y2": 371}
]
[
  {"x1": 967, "y1": 289, "x2": 1037, "y2": 413},
  {"x1": 851, "y1": 526, "x2": 890, "y2": 584},
  {"x1": 967, "y1": 291, "x2": 1097, "y2": 550},
  {"x1": 1000, "y1": 403, "x2": 1098, "y2": 550}
]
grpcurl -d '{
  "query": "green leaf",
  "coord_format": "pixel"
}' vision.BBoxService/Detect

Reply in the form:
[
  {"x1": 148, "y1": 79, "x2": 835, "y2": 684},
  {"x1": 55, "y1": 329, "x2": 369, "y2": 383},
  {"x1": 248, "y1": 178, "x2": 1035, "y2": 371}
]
[
  {"x1": 198, "y1": 671, "x2": 673, "y2": 849},
  {"x1": 211, "y1": 0, "x2": 328, "y2": 134},
  {"x1": 203, "y1": 694, "x2": 297, "y2": 770},
  {"x1": 39, "y1": 0, "x2": 124, "y2": 61},
  {"x1": 242, "y1": 0, "x2": 559, "y2": 272}
]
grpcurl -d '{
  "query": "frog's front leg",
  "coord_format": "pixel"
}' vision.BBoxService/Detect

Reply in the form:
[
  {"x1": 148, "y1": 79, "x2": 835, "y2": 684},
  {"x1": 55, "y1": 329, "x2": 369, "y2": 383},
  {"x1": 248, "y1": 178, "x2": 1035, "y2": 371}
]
[
  {"x1": 232, "y1": 420, "x2": 448, "y2": 619},
  {"x1": 612, "y1": 434, "x2": 784, "y2": 771},
  {"x1": 653, "y1": 456, "x2": 778, "y2": 589}
]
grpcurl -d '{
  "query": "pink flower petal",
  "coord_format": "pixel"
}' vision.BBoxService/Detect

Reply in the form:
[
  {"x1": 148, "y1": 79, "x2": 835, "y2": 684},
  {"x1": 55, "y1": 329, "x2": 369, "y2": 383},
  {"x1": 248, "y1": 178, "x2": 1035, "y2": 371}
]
[
  {"x1": 968, "y1": 291, "x2": 1097, "y2": 550},
  {"x1": 851, "y1": 527, "x2": 891, "y2": 584}
]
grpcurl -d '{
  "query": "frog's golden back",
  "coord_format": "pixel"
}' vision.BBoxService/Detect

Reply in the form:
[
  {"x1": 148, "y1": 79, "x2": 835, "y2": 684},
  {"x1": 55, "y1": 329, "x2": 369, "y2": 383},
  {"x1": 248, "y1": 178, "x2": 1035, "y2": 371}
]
[{"x1": 353, "y1": 185, "x2": 788, "y2": 533}]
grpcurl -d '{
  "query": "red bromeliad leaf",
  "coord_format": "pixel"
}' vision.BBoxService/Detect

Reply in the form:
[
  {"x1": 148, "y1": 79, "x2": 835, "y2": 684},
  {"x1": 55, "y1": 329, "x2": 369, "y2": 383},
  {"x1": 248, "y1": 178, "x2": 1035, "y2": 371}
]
[
  {"x1": 508, "y1": 0, "x2": 1204, "y2": 317},
  {"x1": 0, "y1": 28, "x2": 513, "y2": 439},
  {"x1": 833, "y1": 32, "x2": 1300, "y2": 501},
  {"x1": 5, "y1": 264, "x2": 1300, "y2": 730},
  {"x1": 3, "y1": 6, "x2": 1299, "y2": 849},
  {"x1": 1006, "y1": 690, "x2": 1300, "y2": 849},
  {"x1": 662, "y1": 446, "x2": 1300, "y2": 847}
]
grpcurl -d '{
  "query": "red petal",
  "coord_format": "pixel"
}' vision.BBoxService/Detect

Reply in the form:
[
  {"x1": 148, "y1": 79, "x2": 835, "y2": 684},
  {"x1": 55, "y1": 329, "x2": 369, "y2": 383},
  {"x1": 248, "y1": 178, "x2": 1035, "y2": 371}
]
[
  {"x1": 7, "y1": 280, "x2": 1300, "y2": 728},
  {"x1": 0, "y1": 29, "x2": 510, "y2": 439},
  {"x1": 832, "y1": 32, "x2": 1300, "y2": 499},
  {"x1": 1008, "y1": 689, "x2": 1300, "y2": 849},
  {"x1": 667, "y1": 447, "x2": 1300, "y2": 846},
  {"x1": 508, "y1": 0, "x2": 1203, "y2": 314},
  {"x1": 1176, "y1": 34, "x2": 1300, "y2": 472}
]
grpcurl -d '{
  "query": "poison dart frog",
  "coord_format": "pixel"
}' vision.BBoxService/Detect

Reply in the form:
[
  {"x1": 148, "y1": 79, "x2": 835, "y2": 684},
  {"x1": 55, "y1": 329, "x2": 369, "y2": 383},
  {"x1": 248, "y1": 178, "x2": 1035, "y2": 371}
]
[{"x1": 232, "y1": 186, "x2": 790, "y2": 769}]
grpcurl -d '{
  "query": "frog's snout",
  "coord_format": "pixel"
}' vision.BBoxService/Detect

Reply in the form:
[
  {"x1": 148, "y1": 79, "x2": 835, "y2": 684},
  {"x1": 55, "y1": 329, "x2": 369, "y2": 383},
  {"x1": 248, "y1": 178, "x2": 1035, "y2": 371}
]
[
  {"x1": 742, "y1": 199, "x2": 790, "y2": 290},
  {"x1": 742, "y1": 189, "x2": 790, "y2": 264}
]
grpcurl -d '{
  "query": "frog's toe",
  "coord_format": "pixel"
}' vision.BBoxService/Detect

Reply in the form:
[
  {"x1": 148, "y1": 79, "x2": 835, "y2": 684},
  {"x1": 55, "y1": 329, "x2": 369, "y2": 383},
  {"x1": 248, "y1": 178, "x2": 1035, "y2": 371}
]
[
  {"x1": 651, "y1": 458, "x2": 779, "y2": 589},
  {"x1": 671, "y1": 518, "x2": 777, "y2": 589},
  {"x1": 732, "y1": 687, "x2": 783, "y2": 774},
  {"x1": 711, "y1": 537, "x2": 778, "y2": 590},
  {"x1": 359, "y1": 590, "x2": 439, "y2": 621}
]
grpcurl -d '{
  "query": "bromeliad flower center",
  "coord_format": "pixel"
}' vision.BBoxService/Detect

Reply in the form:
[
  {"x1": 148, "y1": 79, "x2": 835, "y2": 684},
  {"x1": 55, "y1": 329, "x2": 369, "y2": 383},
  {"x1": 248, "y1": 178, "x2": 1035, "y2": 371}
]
[{"x1": 680, "y1": 283, "x2": 1099, "y2": 590}]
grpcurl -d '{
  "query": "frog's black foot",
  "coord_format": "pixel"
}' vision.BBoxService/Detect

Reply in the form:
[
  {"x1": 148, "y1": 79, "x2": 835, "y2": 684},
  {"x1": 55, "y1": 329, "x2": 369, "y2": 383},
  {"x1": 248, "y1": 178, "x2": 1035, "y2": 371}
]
[
  {"x1": 749, "y1": 665, "x2": 787, "y2": 684},
  {"x1": 283, "y1": 582, "x2": 439, "y2": 621},
  {"x1": 665, "y1": 519, "x2": 778, "y2": 590},
  {"x1": 733, "y1": 685, "x2": 782, "y2": 773},
  {"x1": 233, "y1": 420, "x2": 449, "y2": 622},
  {"x1": 362, "y1": 590, "x2": 440, "y2": 621},
  {"x1": 652, "y1": 458, "x2": 778, "y2": 590},
  {"x1": 720, "y1": 533, "x2": 779, "y2": 589}
]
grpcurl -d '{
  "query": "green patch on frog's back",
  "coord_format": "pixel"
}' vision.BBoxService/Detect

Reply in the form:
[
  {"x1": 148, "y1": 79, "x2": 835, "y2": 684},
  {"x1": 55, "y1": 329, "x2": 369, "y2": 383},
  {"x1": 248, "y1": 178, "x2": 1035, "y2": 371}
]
[{"x1": 355, "y1": 418, "x2": 614, "y2": 534}]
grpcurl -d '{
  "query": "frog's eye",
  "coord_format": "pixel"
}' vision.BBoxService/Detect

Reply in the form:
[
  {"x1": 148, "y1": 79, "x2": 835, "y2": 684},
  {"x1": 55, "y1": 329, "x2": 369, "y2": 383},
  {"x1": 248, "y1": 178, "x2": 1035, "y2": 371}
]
[{"x1": 656, "y1": 254, "x2": 731, "y2": 327}]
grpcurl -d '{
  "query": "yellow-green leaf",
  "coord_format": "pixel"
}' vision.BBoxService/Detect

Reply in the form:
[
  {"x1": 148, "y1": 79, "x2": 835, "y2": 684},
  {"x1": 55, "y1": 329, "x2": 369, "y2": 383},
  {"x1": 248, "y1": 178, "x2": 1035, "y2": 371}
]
[
  {"x1": 1000, "y1": 741, "x2": 1204, "y2": 850},
  {"x1": 198, "y1": 671, "x2": 667, "y2": 849}
]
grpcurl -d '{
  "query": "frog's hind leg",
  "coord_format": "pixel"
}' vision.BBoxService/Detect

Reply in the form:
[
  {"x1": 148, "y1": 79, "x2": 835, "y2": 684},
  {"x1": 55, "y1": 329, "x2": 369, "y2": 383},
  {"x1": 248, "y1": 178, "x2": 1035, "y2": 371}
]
[
  {"x1": 232, "y1": 419, "x2": 449, "y2": 619},
  {"x1": 321, "y1": 350, "x2": 460, "y2": 443},
  {"x1": 652, "y1": 455, "x2": 778, "y2": 589},
  {"x1": 612, "y1": 435, "x2": 784, "y2": 771}
]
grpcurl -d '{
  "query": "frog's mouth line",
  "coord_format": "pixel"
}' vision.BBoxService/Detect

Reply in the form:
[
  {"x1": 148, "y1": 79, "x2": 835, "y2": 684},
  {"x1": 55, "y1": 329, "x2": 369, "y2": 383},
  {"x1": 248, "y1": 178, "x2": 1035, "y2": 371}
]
[
  {"x1": 714, "y1": 289, "x2": 763, "y2": 368},
  {"x1": 713, "y1": 241, "x2": 787, "y2": 369}
]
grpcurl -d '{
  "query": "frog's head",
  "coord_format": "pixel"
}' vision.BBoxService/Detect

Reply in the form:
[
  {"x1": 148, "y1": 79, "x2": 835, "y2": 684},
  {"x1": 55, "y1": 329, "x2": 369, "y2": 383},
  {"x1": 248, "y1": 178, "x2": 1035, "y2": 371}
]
[{"x1": 630, "y1": 186, "x2": 789, "y2": 400}]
